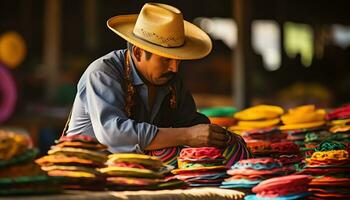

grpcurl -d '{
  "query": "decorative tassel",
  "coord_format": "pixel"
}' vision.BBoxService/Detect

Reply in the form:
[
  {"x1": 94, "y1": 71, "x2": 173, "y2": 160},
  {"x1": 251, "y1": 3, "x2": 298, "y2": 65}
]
[
  {"x1": 169, "y1": 85, "x2": 177, "y2": 109},
  {"x1": 123, "y1": 50, "x2": 176, "y2": 117},
  {"x1": 124, "y1": 51, "x2": 135, "y2": 117}
]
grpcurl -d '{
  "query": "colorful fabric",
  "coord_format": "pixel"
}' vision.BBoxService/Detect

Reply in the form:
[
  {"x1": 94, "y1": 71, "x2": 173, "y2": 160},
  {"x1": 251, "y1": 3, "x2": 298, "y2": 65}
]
[
  {"x1": 275, "y1": 154, "x2": 303, "y2": 165},
  {"x1": 326, "y1": 104, "x2": 350, "y2": 120},
  {"x1": 243, "y1": 127, "x2": 287, "y2": 142},
  {"x1": 271, "y1": 142, "x2": 300, "y2": 154},
  {"x1": 251, "y1": 175, "x2": 312, "y2": 198},
  {"x1": 98, "y1": 166, "x2": 163, "y2": 178},
  {"x1": 175, "y1": 172, "x2": 228, "y2": 181},
  {"x1": 245, "y1": 193, "x2": 311, "y2": 200},
  {"x1": 232, "y1": 158, "x2": 283, "y2": 170},
  {"x1": 172, "y1": 166, "x2": 227, "y2": 174},
  {"x1": 58, "y1": 135, "x2": 99, "y2": 143},
  {"x1": 147, "y1": 147, "x2": 180, "y2": 167},
  {"x1": 179, "y1": 147, "x2": 223, "y2": 160},
  {"x1": 315, "y1": 140, "x2": 346, "y2": 151},
  {"x1": 148, "y1": 133, "x2": 252, "y2": 168},
  {"x1": 221, "y1": 179, "x2": 261, "y2": 188},
  {"x1": 107, "y1": 153, "x2": 164, "y2": 170},
  {"x1": 223, "y1": 134, "x2": 253, "y2": 167},
  {"x1": 330, "y1": 125, "x2": 350, "y2": 133},
  {"x1": 247, "y1": 141, "x2": 273, "y2": 155}
]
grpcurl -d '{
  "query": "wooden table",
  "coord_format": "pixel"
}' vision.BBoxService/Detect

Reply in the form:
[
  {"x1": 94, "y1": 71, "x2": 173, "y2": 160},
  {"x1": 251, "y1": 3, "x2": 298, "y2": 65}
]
[{"x1": 0, "y1": 188, "x2": 245, "y2": 200}]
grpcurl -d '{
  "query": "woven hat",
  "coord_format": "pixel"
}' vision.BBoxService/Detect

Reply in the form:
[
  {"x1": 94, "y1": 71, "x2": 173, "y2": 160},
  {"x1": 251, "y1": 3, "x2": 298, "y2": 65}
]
[{"x1": 107, "y1": 3, "x2": 212, "y2": 60}]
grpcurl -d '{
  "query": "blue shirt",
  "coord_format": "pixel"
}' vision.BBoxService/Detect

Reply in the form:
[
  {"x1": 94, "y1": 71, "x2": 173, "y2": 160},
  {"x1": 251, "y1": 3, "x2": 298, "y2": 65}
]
[{"x1": 66, "y1": 49, "x2": 209, "y2": 153}]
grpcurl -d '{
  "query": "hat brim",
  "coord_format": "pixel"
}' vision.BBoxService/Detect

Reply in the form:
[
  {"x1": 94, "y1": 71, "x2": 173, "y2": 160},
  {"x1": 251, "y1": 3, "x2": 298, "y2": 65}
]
[{"x1": 107, "y1": 14, "x2": 212, "y2": 60}]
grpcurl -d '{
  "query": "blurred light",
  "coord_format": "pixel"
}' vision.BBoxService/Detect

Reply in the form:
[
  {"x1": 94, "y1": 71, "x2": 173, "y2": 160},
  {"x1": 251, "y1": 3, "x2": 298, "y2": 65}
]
[
  {"x1": 284, "y1": 22, "x2": 314, "y2": 67},
  {"x1": 194, "y1": 17, "x2": 237, "y2": 48},
  {"x1": 252, "y1": 20, "x2": 281, "y2": 71},
  {"x1": 332, "y1": 24, "x2": 350, "y2": 48}
]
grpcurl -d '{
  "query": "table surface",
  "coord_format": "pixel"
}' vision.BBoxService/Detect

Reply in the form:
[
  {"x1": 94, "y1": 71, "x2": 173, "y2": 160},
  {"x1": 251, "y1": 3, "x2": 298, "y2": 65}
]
[{"x1": 0, "y1": 188, "x2": 246, "y2": 200}]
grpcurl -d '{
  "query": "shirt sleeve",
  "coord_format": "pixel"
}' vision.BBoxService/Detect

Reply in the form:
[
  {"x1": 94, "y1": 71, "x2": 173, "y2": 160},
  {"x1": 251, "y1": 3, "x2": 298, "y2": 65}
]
[
  {"x1": 85, "y1": 70, "x2": 158, "y2": 153},
  {"x1": 173, "y1": 78, "x2": 210, "y2": 127}
]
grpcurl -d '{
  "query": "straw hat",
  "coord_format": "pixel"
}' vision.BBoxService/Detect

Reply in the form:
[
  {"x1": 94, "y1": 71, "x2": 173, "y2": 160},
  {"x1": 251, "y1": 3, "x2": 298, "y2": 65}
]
[{"x1": 107, "y1": 3, "x2": 212, "y2": 60}]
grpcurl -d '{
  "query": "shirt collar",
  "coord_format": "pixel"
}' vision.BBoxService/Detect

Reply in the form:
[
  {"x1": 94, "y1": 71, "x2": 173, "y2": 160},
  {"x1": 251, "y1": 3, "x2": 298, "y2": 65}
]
[{"x1": 123, "y1": 49, "x2": 171, "y2": 93}]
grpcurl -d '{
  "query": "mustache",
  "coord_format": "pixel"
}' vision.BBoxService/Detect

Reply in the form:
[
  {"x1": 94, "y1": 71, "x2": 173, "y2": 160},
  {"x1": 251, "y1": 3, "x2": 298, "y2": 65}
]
[{"x1": 161, "y1": 72, "x2": 176, "y2": 79}]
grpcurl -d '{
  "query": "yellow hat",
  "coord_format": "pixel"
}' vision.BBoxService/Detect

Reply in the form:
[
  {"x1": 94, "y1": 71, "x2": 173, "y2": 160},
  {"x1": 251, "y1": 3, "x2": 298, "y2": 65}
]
[{"x1": 107, "y1": 3, "x2": 212, "y2": 60}]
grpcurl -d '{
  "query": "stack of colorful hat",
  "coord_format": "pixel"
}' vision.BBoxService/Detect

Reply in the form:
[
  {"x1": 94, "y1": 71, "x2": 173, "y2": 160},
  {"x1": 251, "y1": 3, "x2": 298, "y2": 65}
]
[
  {"x1": 327, "y1": 105, "x2": 350, "y2": 145},
  {"x1": 270, "y1": 141, "x2": 303, "y2": 169},
  {"x1": 36, "y1": 135, "x2": 107, "y2": 190},
  {"x1": 298, "y1": 140, "x2": 350, "y2": 199},
  {"x1": 328, "y1": 125, "x2": 350, "y2": 145},
  {"x1": 0, "y1": 130, "x2": 62, "y2": 195},
  {"x1": 221, "y1": 157, "x2": 293, "y2": 191},
  {"x1": 99, "y1": 153, "x2": 186, "y2": 190},
  {"x1": 245, "y1": 175, "x2": 312, "y2": 200},
  {"x1": 326, "y1": 104, "x2": 350, "y2": 124},
  {"x1": 242, "y1": 127, "x2": 287, "y2": 143},
  {"x1": 200, "y1": 106, "x2": 237, "y2": 127},
  {"x1": 229, "y1": 105, "x2": 284, "y2": 134},
  {"x1": 246, "y1": 141, "x2": 274, "y2": 158},
  {"x1": 241, "y1": 127, "x2": 290, "y2": 159},
  {"x1": 172, "y1": 147, "x2": 228, "y2": 187},
  {"x1": 304, "y1": 130, "x2": 331, "y2": 149},
  {"x1": 280, "y1": 105, "x2": 326, "y2": 145}
]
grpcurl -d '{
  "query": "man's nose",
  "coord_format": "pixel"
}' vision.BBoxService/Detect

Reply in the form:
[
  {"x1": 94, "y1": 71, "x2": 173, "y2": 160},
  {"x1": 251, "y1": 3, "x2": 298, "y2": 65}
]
[{"x1": 168, "y1": 60, "x2": 180, "y2": 73}]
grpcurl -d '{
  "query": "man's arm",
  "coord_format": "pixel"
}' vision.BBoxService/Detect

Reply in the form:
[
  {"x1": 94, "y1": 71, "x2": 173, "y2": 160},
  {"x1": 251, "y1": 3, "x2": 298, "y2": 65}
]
[
  {"x1": 145, "y1": 124, "x2": 228, "y2": 150},
  {"x1": 85, "y1": 62, "x2": 228, "y2": 152},
  {"x1": 85, "y1": 68, "x2": 158, "y2": 153},
  {"x1": 144, "y1": 76, "x2": 230, "y2": 150}
]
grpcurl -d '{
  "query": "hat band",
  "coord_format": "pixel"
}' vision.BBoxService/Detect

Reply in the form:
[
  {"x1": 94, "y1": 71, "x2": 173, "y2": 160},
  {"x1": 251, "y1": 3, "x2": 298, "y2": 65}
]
[{"x1": 133, "y1": 27, "x2": 184, "y2": 48}]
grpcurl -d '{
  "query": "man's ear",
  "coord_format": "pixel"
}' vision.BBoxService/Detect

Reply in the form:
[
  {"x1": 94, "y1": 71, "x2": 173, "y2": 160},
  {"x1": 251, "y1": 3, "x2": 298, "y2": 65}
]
[{"x1": 132, "y1": 46, "x2": 142, "y2": 62}]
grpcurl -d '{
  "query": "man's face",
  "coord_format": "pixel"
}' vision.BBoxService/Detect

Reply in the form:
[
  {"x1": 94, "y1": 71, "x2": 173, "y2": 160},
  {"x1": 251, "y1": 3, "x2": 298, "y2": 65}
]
[{"x1": 135, "y1": 48, "x2": 181, "y2": 85}]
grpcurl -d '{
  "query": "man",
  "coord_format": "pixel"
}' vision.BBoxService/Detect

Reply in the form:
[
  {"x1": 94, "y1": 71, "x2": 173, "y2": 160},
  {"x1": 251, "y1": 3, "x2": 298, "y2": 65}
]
[{"x1": 65, "y1": 3, "x2": 251, "y2": 165}]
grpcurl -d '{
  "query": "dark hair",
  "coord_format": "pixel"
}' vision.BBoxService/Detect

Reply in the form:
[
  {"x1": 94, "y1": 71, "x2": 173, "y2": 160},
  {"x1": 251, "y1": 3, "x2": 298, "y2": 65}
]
[{"x1": 127, "y1": 42, "x2": 152, "y2": 60}]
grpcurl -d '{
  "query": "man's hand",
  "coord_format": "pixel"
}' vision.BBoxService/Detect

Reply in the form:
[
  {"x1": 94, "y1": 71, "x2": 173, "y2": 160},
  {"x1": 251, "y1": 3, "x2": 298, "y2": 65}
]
[
  {"x1": 185, "y1": 124, "x2": 230, "y2": 148},
  {"x1": 145, "y1": 124, "x2": 234, "y2": 150}
]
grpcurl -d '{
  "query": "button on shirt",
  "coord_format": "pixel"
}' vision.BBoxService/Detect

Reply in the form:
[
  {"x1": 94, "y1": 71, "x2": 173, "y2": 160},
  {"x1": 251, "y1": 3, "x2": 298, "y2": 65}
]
[{"x1": 66, "y1": 49, "x2": 209, "y2": 153}]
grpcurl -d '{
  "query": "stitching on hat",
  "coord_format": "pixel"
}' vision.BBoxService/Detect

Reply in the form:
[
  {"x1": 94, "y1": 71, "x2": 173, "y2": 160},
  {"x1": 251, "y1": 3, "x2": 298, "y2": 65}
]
[{"x1": 137, "y1": 28, "x2": 183, "y2": 47}]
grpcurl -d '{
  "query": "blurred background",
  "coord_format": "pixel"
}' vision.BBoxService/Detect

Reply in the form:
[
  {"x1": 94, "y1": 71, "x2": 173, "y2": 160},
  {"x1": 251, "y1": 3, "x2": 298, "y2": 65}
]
[{"x1": 0, "y1": 0, "x2": 349, "y2": 153}]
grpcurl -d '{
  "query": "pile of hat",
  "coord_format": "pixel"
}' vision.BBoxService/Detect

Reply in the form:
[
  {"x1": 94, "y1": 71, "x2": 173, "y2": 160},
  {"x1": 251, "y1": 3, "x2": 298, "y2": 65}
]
[
  {"x1": 221, "y1": 157, "x2": 293, "y2": 191},
  {"x1": 280, "y1": 105, "x2": 326, "y2": 145},
  {"x1": 270, "y1": 141, "x2": 303, "y2": 170},
  {"x1": 245, "y1": 141, "x2": 275, "y2": 158},
  {"x1": 242, "y1": 128, "x2": 292, "y2": 159},
  {"x1": 200, "y1": 106, "x2": 237, "y2": 127},
  {"x1": 99, "y1": 153, "x2": 186, "y2": 190},
  {"x1": 298, "y1": 140, "x2": 350, "y2": 199},
  {"x1": 36, "y1": 135, "x2": 107, "y2": 190},
  {"x1": 172, "y1": 147, "x2": 228, "y2": 187},
  {"x1": 0, "y1": 130, "x2": 62, "y2": 195},
  {"x1": 245, "y1": 175, "x2": 313, "y2": 200},
  {"x1": 304, "y1": 130, "x2": 331, "y2": 149},
  {"x1": 280, "y1": 105, "x2": 327, "y2": 157},
  {"x1": 326, "y1": 104, "x2": 350, "y2": 145},
  {"x1": 229, "y1": 105, "x2": 284, "y2": 134},
  {"x1": 242, "y1": 127, "x2": 287, "y2": 144}
]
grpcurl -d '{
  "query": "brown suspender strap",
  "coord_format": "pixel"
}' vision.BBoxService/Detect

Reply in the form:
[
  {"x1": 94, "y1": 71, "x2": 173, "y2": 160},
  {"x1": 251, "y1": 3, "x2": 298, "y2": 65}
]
[{"x1": 60, "y1": 109, "x2": 72, "y2": 139}]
